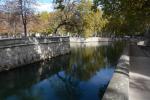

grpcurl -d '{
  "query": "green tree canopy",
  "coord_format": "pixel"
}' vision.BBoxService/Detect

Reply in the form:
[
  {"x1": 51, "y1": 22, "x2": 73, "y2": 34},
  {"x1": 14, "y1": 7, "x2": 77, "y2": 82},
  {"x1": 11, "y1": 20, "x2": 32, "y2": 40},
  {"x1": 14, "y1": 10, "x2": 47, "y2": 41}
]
[{"x1": 93, "y1": 0, "x2": 150, "y2": 36}]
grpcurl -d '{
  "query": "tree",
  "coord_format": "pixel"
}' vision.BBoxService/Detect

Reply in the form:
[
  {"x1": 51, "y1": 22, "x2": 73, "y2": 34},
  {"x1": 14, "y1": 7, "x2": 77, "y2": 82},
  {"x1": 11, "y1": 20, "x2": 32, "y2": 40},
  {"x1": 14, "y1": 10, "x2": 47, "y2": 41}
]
[
  {"x1": 52, "y1": 1, "x2": 83, "y2": 35},
  {"x1": 30, "y1": 11, "x2": 50, "y2": 33},
  {"x1": 77, "y1": 1, "x2": 107, "y2": 37},
  {"x1": 0, "y1": 0, "x2": 22, "y2": 36},
  {"x1": 17, "y1": 0, "x2": 36, "y2": 37},
  {"x1": 0, "y1": 0, "x2": 36, "y2": 37},
  {"x1": 52, "y1": 0, "x2": 108, "y2": 37},
  {"x1": 6, "y1": 0, "x2": 21, "y2": 35},
  {"x1": 93, "y1": 0, "x2": 150, "y2": 36}
]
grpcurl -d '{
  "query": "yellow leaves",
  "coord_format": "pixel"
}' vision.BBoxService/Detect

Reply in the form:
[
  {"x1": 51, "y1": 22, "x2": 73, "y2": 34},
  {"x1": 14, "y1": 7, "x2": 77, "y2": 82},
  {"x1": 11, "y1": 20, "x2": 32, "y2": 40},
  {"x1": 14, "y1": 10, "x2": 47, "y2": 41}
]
[
  {"x1": 80, "y1": 9, "x2": 107, "y2": 37},
  {"x1": 30, "y1": 1, "x2": 107, "y2": 37}
]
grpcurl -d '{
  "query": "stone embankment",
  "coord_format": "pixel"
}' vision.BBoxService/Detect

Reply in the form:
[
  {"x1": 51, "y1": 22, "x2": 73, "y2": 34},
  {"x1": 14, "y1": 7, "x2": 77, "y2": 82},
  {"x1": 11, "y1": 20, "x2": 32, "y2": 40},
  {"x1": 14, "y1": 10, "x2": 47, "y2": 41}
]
[
  {"x1": 103, "y1": 46, "x2": 129, "y2": 100},
  {"x1": 0, "y1": 37, "x2": 70, "y2": 72}
]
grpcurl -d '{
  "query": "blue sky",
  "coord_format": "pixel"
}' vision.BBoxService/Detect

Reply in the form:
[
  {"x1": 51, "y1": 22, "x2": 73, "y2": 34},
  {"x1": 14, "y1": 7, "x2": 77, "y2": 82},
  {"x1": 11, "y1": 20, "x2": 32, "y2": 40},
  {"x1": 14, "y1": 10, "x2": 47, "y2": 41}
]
[
  {"x1": 38, "y1": 0, "x2": 53, "y2": 3},
  {"x1": 35, "y1": 0, "x2": 54, "y2": 12},
  {"x1": 0, "y1": 0, "x2": 54, "y2": 12}
]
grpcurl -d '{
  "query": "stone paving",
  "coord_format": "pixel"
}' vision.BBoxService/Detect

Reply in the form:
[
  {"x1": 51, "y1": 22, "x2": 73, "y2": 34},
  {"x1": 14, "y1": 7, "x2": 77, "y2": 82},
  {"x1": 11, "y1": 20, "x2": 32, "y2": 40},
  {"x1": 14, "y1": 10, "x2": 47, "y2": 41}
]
[{"x1": 129, "y1": 45, "x2": 150, "y2": 100}]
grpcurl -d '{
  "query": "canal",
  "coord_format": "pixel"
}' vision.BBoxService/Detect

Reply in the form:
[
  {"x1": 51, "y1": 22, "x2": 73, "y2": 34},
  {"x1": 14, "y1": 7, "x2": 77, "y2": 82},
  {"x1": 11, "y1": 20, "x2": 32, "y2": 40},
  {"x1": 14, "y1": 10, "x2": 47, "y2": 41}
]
[{"x1": 0, "y1": 41, "x2": 126, "y2": 100}]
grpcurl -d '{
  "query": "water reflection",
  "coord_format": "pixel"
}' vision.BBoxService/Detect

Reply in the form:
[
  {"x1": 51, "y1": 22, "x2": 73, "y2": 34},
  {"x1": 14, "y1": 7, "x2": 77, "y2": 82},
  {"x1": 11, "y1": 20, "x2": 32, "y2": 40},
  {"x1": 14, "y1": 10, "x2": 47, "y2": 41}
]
[{"x1": 0, "y1": 41, "x2": 126, "y2": 100}]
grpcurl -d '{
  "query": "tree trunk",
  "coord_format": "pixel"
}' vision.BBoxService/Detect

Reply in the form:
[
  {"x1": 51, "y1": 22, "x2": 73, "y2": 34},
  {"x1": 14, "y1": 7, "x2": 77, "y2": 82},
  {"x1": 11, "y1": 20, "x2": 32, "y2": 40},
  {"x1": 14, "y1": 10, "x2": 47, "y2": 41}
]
[
  {"x1": 23, "y1": 21, "x2": 27, "y2": 37},
  {"x1": 19, "y1": 0, "x2": 27, "y2": 37}
]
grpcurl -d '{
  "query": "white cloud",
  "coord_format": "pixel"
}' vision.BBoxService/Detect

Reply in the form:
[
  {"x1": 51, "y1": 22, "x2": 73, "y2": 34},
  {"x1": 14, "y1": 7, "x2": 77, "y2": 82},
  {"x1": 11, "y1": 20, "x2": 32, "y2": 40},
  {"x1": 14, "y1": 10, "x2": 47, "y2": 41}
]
[{"x1": 34, "y1": 2, "x2": 54, "y2": 12}]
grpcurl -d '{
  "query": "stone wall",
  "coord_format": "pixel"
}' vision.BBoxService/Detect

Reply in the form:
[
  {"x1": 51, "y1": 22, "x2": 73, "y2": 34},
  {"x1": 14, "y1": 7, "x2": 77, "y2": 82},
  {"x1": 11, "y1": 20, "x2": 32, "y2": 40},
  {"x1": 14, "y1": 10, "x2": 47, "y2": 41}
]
[
  {"x1": 0, "y1": 37, "x2": 70, "y2": 72},
  {"x1": 70, "y1": 37, "x2": 112, "y2": 42}
]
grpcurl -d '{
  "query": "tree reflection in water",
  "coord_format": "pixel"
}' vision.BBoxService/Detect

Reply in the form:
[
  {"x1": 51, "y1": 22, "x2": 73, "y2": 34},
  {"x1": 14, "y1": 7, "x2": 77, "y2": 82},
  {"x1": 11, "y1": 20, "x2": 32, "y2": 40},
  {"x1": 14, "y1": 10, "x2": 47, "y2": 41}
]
[{"x1": 0, "y1": 41, "x2": 126, "y2": 100}]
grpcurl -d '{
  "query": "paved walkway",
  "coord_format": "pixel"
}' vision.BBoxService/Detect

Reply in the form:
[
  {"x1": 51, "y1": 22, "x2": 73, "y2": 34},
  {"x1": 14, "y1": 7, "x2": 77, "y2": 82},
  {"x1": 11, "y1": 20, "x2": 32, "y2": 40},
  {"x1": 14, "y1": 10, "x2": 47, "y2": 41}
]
[{"x1": 129, "y1": 45, "x2": 150, "y2": 100}]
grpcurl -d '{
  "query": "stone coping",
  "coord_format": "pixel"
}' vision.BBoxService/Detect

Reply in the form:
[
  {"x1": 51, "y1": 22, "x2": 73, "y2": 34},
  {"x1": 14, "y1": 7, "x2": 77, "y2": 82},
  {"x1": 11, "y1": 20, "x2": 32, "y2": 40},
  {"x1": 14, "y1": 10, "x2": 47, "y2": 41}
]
[
  {"x1": 102, "y1": 45, "x2": 129, "y2": 100},
  {"x1": 137, "y1": 40, "x2": 150, "y2": 47},
  {"x1": 0, "y1": 36, "x2": 69, "y2": 41},
  {"x1": 0, "y1": 37, "x2": 69, "y2": 48},
  {"x1": 0, "y1": 41, "x2": 69, "y2": 49},
  {"x1": 69, "y1": 37, "x2": 113, "y2": 43}
]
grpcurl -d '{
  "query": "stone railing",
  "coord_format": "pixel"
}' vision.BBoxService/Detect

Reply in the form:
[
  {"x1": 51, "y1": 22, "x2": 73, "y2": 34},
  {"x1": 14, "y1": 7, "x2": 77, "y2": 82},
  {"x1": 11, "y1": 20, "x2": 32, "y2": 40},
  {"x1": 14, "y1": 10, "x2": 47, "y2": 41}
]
[{"x1": 0, "y1": 37, "x2": 70, "y2": 72}]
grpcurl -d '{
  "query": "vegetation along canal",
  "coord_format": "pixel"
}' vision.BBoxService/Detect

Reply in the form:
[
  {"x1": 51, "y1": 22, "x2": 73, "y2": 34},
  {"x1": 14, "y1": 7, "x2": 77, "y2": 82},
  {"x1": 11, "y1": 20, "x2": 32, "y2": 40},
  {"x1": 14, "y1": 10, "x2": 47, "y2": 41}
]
[{"x1": 0, "y1": 41, "x2": 126, "y2": 100}]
